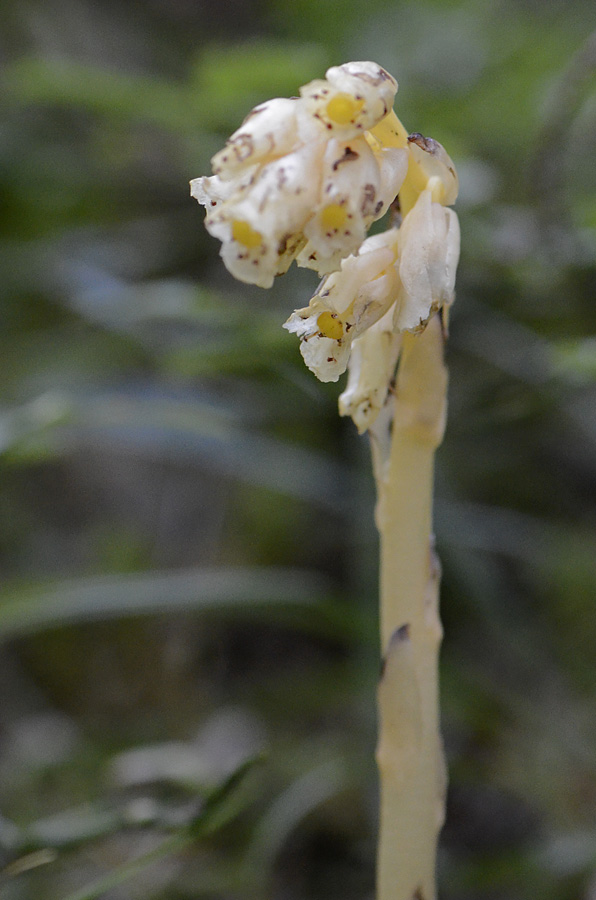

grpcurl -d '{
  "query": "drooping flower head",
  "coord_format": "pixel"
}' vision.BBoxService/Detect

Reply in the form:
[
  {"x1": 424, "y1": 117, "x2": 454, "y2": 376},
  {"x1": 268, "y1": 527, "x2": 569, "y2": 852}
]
[
  {"x1": 191, "y1": 62, "x2": 408, "y2": 287},
  {"x1": 191, "y1": 61, "x2": 460, "y2": 431}
]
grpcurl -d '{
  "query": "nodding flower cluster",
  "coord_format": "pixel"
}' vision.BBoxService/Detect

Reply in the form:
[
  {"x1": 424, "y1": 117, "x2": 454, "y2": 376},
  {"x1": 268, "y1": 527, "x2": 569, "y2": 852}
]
[{"x1": 191, "y1": 61, "x2": 460, "y2": 433}]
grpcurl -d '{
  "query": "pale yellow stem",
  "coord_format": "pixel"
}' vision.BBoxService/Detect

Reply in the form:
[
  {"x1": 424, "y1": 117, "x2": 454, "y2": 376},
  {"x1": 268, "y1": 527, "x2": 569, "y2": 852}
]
[{"x1": 375, "y1": 316, "x2": 448, "y2": 900}]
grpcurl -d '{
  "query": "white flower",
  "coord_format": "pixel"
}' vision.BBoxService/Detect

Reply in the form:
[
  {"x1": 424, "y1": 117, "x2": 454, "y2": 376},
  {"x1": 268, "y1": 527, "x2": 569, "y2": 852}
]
[
  {"x1": 195, "y1": 142, "x2": 324, "y2": 288},
  {"x1": 297, "y1": 138, "x2": 408, "y2": 275},
  {"x1": 299, "y1": 61, "x2": 398, "y2": 138},
  {"x1": 191, "y1": 62, "x2": 407, "y2": 287},
  {"x1": 283, "y1": 230, "x2": 399, "y2": 382},
  {"x1": 393, "y1": 188, "x2": 460, "y2": 334}
]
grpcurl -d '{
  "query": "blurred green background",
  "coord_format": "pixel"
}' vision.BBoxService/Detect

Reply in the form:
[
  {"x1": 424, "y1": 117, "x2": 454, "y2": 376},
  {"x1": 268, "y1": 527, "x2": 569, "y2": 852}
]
[{"x1": 1, "y1": 1, "x2": 596, "y2": 898}]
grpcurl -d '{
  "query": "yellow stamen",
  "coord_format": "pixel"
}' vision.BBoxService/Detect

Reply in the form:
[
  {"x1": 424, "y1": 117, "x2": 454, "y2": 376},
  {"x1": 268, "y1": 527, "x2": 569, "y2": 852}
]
[
  {"x1": 326, "y1": 94, "x2": 364, "y2": 125},
  {"x1": 231, "y1": 220, "x2": 262, "y2": 248},
  {"x1": 317, "y1": 311, "x2": 343, "y2": 340},
  {"x1": 320, "y1": 204, "x2": 347, "y2": 231}
]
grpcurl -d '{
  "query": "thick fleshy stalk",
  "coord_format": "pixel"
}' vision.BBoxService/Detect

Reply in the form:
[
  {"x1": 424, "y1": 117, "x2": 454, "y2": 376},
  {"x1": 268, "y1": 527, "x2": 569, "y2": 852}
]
[{"x1": 374, "y1": 317, "x2": 447, "y2": 900}]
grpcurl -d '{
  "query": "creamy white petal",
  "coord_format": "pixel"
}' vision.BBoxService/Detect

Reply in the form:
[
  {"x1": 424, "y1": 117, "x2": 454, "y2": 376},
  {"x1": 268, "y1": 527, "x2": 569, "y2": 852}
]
[
  {"x1": 339, "y1": 309, "x2": 402, "y2": 433},
  {"x1": 394, "y1": 190, "x2": 460, "y2": 333},
  {"x1": 233, "y1": 140, "x2": 324, "y2": 226},
  {"x1": 315, "y1": 239, "x2": 397, "y2": 314},
  {"x1": 211, "y1": 98, "x2": 301, "y2": 180},
  {"x1": 442, "y1": 206, "x2": 461, "y2": 295},
  {"x1": 351, "y1": 267, "x2": 399, "y2": 332},
  {"x1": 377, "y1": 147, "x2": 409, "y2": 215},
  {"x1": 190, "y1": 166, "x2": 258, "y2": 211}
]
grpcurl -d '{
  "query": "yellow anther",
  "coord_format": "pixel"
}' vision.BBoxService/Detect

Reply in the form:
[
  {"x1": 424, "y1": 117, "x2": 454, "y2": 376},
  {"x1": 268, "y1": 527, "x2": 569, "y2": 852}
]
[
  {"x1": 317, "y1": 311, "x2": 344, "y2": 340},
  {"x1": 231, "y1": 219, "x2": 263, "y2": 248},
  {"x1": 320, "y1": 204, "x2": 348, "y2": 231},
  {"x1": 326, "y1": 93, "x2": 364, "y2": 125}
]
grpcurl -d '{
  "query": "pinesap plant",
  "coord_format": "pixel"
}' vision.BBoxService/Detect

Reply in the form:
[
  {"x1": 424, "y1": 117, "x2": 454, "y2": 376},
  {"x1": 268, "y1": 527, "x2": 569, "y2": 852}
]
[{"x1": 191, "y1": 61, "x2": 460, "y2": 900}]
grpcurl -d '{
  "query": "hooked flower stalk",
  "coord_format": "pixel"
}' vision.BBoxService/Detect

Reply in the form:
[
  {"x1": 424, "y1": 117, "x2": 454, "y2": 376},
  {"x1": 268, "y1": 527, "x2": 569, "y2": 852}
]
[{"x1": 191, "y1": 60, "x2": 460, "y2": 900}]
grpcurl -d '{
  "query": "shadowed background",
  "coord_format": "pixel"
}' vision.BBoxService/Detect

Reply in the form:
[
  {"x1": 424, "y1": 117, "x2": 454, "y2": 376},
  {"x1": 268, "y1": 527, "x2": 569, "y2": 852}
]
[{"x1": 1, "y1": 1, "x2": 596, "y2": 898}]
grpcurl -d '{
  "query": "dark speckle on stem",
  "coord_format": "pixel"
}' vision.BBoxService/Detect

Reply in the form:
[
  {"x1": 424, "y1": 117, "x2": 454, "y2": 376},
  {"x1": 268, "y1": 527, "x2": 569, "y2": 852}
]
[{"x1": 379, "y1": 623, "x2": 410, "y2": 678}]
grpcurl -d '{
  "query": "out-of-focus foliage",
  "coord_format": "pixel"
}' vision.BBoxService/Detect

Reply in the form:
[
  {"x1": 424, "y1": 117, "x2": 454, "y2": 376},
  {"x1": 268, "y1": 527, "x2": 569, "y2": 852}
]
[{"x1": 0, "y1": 1, "x2": 595, "y2": 898}]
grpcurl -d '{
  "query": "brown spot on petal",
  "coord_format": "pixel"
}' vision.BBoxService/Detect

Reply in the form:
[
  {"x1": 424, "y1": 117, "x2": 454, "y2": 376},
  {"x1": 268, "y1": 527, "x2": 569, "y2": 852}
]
[
  {"x1": 332, "y1": 146, "x2": 360, "y2": 171},
  {"x1": 354, "y1": 69, "x2": 389, "y2": 87},
  {"x1": 361, "y1": 183, "x2": 377, "y2": 215},
  {"x1": 228, "y1": 134, "x2": 255, "y2": 163},
  {"x1": 278, "y1": 232, "x2": 302, "y2": 260}
]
